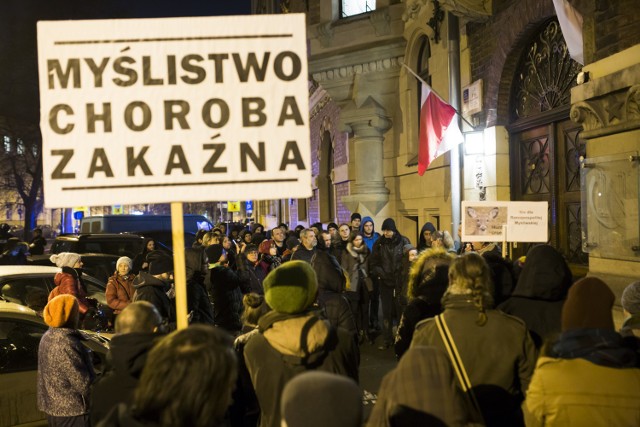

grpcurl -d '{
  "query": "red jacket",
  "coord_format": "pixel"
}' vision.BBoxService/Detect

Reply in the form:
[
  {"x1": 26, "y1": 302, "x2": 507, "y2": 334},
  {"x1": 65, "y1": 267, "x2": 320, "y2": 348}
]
[{"x1": 49, "y1": 268, "x2": 90, "y2": 315}]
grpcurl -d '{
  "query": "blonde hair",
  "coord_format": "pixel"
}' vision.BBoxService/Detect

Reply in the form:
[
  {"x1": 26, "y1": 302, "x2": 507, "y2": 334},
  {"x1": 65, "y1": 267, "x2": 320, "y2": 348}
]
[
  {"x1": 202, "y1": 232, "x2": 221, "y2": 247},
  {"x1": 447, "y1": 252, "x2": 492, "y2": 326}
]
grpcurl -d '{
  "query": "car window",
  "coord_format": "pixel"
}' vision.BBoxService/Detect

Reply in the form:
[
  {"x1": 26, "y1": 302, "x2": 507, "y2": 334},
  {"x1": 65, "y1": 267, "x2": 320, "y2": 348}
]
[
  {"x1": 0, "y1": 278, "x2": 50, "y2": 312},
  {"x1": 51, "y1": 240, "x2": 76, "y2": 254},
  {"x1": 83, "y1": 276, "x2": 106, "y2": 302},
  {"x1": 0, "y1": 319, "x2": 47, "y2": 373}
]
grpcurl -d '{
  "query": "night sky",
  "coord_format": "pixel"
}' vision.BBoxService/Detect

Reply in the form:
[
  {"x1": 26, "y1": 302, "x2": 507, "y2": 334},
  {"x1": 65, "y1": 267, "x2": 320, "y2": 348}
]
[{"x1": 0, "y1": 0, "x2": 252, "y2": 123}]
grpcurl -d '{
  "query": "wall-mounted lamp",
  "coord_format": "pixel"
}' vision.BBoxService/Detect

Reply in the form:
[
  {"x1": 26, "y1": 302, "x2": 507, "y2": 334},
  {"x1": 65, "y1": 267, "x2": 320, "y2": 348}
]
[{"x1": 464, "y1": 131, "x2": 484, "y2": 155}]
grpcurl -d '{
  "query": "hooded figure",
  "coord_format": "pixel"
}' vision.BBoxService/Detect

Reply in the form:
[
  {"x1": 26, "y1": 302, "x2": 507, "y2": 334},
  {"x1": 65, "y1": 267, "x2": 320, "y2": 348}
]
[
  {"x1": 498, "y1": 244, "x2": 572, "y2": 348},
  {"x1": 185, "y1": 247, "x2": 215, "y2": 325},
  {"x1": 132, "y1": 250, "x2": 175, "y2": 329},
  {"x1": 244, "y1": 261, "x2": 360, "y2": 427},
  {"x1": 359, "y1": 216, "x2": 380, "y2": 251},
  {"x1": 418, "y1": 222, "x2": 437, "y2": 252},
  {"x1": 523, "y1": 277, "x2": 640, "y2": 426},
  {"x1": 368, "y1": 346, "x2": 468, "y2": 427}
]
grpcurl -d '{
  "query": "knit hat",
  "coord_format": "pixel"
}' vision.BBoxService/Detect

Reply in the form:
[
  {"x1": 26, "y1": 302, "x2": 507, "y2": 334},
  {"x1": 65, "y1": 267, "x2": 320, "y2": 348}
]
[
  {"x1": 381, "y1": 218, "x2": 397, "y2": 232},
  {"x1": 350, "y1": 213, "x2": 362, "y2": 222},
  {"x1": 561, "y1": 277, "x2": 615, "y2": 331},
  {"x1": 116, "y1": 256, "x2": 132, "y2": 272},
  {"x1": 263, "y1": 261, "x2": 318, "y2": 314},
  {"x1": 621, "y1": 281, "x2": 640, "y2": 315},
  {"x1": 327, "y1": 222, "x2": 338, "y2": 231},
  {"x1": 147, "y1": 250, "x2": 174, "y2": 275},
  {"x1": 205, "y1": 244, "x2": 225, "y2": 264},
  {"x1": 43, "y1": 294, "x2": 79, "y2": 328},
  {"x1": 50, "y1": 252, "x2": 81, "y2": 268}
]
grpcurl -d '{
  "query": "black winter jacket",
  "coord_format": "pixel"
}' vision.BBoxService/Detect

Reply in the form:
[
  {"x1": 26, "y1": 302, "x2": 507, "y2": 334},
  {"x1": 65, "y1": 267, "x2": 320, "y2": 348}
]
[{"x1": 371, "y1": 233, "x2": 410, "y2": 288}]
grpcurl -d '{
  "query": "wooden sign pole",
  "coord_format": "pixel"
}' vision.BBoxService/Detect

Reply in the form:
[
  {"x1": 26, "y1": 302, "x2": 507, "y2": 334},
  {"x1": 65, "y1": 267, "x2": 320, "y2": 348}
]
[{"x1": 171, "y1": 202, "x2": 188, "y2": 330}]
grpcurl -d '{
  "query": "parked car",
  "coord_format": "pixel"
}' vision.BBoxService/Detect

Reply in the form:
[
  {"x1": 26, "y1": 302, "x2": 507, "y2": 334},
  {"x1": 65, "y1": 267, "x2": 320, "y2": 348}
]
[
  {"x1": 0, "y1": 300, "x2": 110, "y2": 426},
  {"x1": 0, "y1": 265, "x2": 113, "y2": 330},
  {"x1": 50, "y1": 233, "x2": 145, "y2": 258}
]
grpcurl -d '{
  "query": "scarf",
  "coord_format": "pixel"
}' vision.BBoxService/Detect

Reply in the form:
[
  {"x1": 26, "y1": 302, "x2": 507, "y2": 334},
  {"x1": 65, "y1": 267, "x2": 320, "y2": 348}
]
[{"x1": 552, "y1": 328, "x2": 637, "y2": 368}]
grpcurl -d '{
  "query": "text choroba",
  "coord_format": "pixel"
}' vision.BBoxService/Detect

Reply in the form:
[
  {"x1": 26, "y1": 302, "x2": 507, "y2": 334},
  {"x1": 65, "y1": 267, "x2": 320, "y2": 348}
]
[{"x1": 47, "y1": 96, "x2": 304, "y2": 134}]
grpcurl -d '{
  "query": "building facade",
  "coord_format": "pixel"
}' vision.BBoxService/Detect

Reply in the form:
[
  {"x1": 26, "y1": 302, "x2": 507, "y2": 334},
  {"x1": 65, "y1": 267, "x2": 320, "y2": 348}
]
[{"x1": 253, "y1": 0, "x2": 640, "y2": 300}]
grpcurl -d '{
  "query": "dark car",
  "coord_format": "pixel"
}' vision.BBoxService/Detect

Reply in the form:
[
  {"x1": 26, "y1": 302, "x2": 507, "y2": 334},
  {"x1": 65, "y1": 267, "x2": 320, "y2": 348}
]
[
  {"x1": 50, "y1": 233, "x2": 145, "y2": 258},
  {"x1": 0, "y1": 300, "x2": 110, "y2": 426}
]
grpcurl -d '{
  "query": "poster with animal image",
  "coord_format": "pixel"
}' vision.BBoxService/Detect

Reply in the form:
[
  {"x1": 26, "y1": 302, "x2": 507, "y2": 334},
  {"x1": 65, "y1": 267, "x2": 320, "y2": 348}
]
[{"x1": 461, "y1": 201, "x2": 549, "y2": 243}]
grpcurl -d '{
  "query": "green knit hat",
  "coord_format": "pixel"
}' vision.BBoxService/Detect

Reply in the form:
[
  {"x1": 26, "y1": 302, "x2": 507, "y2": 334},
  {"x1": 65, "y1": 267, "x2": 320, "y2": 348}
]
[{"x1": 263, "y1": 261, "x2": 318, "y2": 314}]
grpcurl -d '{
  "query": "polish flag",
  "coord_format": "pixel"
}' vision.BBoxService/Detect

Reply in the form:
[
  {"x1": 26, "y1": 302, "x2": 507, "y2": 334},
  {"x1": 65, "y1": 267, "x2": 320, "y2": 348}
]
[
  {"x1": 418, "y1": 83, "x2": 464, "y2": 175},
  {"x1": 552, "y1": 0, "x2": 584, "y2": 64}
]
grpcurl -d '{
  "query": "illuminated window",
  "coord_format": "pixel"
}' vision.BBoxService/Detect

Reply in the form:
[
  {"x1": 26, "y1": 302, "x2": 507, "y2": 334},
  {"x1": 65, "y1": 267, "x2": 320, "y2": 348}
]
[
  {"x1": 340, "y1": 0, "x2": 375, "y2": 18},
  {"x1": 3, "y1": 136, "x2": 10, "y2": 152}
]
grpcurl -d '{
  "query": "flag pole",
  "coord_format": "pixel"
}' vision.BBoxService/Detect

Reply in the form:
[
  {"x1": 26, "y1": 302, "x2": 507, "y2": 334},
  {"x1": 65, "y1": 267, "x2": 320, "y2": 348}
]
[{"x1": 401, "y1": 62, "x2": 476, "y2": 130}]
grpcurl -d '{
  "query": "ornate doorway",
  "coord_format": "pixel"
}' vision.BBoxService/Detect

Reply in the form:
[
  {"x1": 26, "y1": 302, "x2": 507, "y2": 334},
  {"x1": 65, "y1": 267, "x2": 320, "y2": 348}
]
[{"x1": 508, "y1": 19, "x2": 587, "y2": 273}]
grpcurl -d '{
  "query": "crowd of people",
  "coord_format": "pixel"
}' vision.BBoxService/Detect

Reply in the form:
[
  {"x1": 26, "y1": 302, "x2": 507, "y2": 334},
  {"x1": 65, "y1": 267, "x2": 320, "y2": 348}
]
[{"x1": 32, "y1": 215, "x2": 640, "y2": 426}]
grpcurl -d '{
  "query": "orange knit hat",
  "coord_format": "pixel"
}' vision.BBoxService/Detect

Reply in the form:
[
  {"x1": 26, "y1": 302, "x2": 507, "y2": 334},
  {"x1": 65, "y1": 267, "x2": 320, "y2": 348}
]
[{"x1": 44, "y1": 294, "x2": 79, "y2": 328}]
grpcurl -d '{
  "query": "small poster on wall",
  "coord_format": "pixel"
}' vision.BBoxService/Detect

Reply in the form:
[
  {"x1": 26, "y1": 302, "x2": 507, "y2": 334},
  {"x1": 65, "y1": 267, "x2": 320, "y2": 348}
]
[{"x1": 461, "y1": 201, "x2": 548, "y2": 243}]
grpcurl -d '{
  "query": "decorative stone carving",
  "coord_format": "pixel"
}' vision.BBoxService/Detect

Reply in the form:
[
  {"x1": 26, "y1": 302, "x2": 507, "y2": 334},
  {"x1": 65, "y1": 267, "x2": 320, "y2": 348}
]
[
  {"x1": 312, "y1": 56, "x2": 404, "y2": 82},
  {"x1": 439, "y1": 0, "x2": 491, "y2": 22},
  {"x1": 369, "y1": 7, "x2": 391, "y2": 36},
  {"x1": 626, "y1": 85, "x2": 640, "y2": 121},
  {"x1": 570, "y1": 102, "x2": 605, "y2": 132},
  {"x1": 402, "y1": 0, "x2": 426, "y2": 22},
  {"x1": 316, "y1": 21, "x2": 334, "y2": 48}
]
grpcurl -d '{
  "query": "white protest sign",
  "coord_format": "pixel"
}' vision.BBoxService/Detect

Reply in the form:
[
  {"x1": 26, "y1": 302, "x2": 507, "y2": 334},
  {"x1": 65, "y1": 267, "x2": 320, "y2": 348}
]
[
  {"x1": 37, "y1": 15, "x2": 311, "y2": 208},
  {"x1": 461, "y1": 201, "x2": 548, "y2": 242}
]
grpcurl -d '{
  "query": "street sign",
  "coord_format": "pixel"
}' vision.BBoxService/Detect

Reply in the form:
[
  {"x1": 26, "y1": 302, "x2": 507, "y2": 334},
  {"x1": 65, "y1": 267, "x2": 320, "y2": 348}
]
[
  {"x1": 38, "y1": 14, "x2": 312, "y2": 208},
  {"x1": 112, "y1": 205, "x2": 123, "y2": 214},
  {"x1": 246, "y1": 200, "x2": 253, "y2": 212},
  {"x1": 227, "y1": 201, "x2": 240, "y2": 212}
]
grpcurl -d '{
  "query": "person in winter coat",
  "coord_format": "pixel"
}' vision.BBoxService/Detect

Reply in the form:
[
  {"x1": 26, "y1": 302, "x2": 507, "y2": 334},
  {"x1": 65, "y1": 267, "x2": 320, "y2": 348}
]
[
  {"x1": 38, "y1": 295, "x2": 95, "y2": 427},
  {"x1": 90, "y1": 301, "x2": 164, "y2": 424},
  {"x1": 498, "y1": 244, "x2": 572, "y2": 348},
  {"x1": 185, "y1": 247, "x2": 215, "y2": 325},
  {"x1": 367, "y1": 346, "x2": 469, "y2": 427},
  {"x1": 131, "y1": 238, "x2": 155, "y2": 275},
  {"x1": 244, "y1": 261, "x2": 360, "y2": 427},
  {"x1": 411, "y1": 252, "x2": 537, "y2": 427},
  {"x1": 132, "y1": 250, "x2": 175, "y2": 330},
  {"x1": 359, "y1": 216, "x2": 380, "y2": 252},
  {"x1": 29, "y1": 228, "x2": 47, "y2": 255},
  {"x1": 370, "y1": 218, "x2": 410, "y2": 349},
  {"x1": 281, "y1": 371, "x2": 362, "y2": 427},
  {"x1": 230, "y1": 293, "x2": 271, "y2": 427},
  {"x1": 49, "y1": 252, "x2": 92, "y2": 320},
  {"x1": 341, "y1": 231, "x2": 372, "y2": 343},
  {"x1": 237, "y1": 243, "x2": 266, "y2": 294},
  {"x1": 417, "y1": 221, "x2": 436, "y2": 252},
  {"x1": 331, "y1": 223, "x2": 351, "y2": 262},
  {"x1": 258, "y1": 239, "x2": 282, "y2": 274},
  {"x1": 207, "y1": 244, "x2": 251, "y2": 334},
  {"x1": 105, "y1": 256, "x2": 135, "y2": 316},
  {"x1": 394, "y1": 248, "x2": 452, "y2": 360},
  {"x1": 97, "y1": 325, "x2": 237, "y2": 427},
  {"x1": 523, "y1": 277, "x2": 640, "y2": 426},
  {"x1": 0, "y1": 237, "x2": 29, "y2": 265}
]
